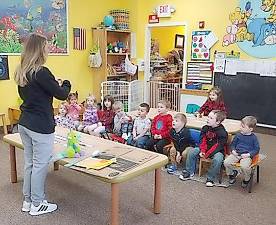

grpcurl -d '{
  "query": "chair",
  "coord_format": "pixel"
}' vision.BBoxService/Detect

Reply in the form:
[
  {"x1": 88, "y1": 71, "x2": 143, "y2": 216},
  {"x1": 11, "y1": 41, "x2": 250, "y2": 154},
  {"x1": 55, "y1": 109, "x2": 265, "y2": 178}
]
[
  {"x1": 0, "y1": 113, "x2": 8, "y2": 135},
  {"x1": 232, "y1": 153, "x2": 266, "y2": 193}
]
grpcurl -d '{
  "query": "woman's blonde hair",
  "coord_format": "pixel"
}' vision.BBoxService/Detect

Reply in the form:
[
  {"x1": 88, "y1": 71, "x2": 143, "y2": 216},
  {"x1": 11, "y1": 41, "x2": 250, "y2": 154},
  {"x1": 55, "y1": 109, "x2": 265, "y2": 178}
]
[{"x1": 14, "y1": 33, "x2": 48, "y2": 87}]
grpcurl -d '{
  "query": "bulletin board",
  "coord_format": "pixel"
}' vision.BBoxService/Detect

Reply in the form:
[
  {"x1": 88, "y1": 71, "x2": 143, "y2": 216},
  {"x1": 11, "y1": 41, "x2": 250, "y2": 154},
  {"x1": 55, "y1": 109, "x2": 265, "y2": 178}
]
[
  {"x1": 191, "y1": 30, "x2": 211, "y2": 61},
  {"x1": 0, "y1": 0, "x2": 68, "y2": 55}
]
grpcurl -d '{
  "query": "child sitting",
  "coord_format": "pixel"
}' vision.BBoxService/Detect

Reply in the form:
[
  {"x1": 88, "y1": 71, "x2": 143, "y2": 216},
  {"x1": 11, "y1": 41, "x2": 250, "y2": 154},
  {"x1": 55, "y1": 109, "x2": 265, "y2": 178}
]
[
  {"x1": 77, "y1": 95, "x2": 99, "y2": 133},
  {"x1": 167, "y1": 113, "x2": 195, "y2": 174},
  {"x1": 112, "y1": 101, "x2": 132, "y2": 142},
  {"x1": 180, "y1": 110, "x2": 228, "y2": 187},
  {"x1": 224, "y1": 116, "x2": 260, "y2": 187},
  {"x1": 66, "y1": 91, "x2": 82, "y2": 128},
  {"x1": 94, "y1": 95, "x2": 115, "y2": 136},
  {"x1": 196, "y1": 87, "x2": 227, "y2": 117},
  {"x1": 127, "y1": 103, "x2": 151, "y2": 149},
  {"x1": 55, "y1": 102, "x2": 75, "y2": 129},
  {"x1": 145, "y1": 100, "x2": 173, "y2": 154}
]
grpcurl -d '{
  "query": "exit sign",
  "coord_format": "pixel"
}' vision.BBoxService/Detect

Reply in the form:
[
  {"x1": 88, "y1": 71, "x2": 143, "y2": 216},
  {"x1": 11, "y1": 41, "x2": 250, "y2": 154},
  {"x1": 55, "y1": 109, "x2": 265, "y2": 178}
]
[{"x1": 157, "y1": 4, "x2": 171, "y2": 17}]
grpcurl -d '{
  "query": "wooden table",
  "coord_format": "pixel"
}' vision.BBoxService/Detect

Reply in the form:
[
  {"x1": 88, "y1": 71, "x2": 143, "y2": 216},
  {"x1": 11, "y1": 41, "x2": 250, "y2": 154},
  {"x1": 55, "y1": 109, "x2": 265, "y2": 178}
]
[
  {"x1": 128, "y1": 108, "x2": 240, "y2": 134},
  {"x1": 3, "y1": 127, "x2": 168, "y2": 225}
]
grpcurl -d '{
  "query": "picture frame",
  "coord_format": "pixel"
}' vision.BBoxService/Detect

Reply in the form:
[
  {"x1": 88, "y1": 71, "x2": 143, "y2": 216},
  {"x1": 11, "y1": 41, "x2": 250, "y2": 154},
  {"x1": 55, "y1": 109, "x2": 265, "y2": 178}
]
[
  {"x1": 174, "y1": 34, "x2": 185, "y2": 48},
  {"x1": 0, "y1": 55, "x2": 9, "y2": 80}
]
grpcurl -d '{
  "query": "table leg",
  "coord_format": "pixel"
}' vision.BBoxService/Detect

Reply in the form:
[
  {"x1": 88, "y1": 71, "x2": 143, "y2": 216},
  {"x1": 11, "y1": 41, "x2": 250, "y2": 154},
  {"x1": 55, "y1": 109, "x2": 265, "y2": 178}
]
[
  {"x1": 10, "y1": 145, "x2": 17, "y2": 183},
  {"x1": 154, "y1": 168, "x2": 161, "y2": 214},
  {"x1": 111, "y1": 183, "x2": 119, "y2": 225},
  {"x1": 54, "y1": 161, "x2": 59, "y2": 171}
]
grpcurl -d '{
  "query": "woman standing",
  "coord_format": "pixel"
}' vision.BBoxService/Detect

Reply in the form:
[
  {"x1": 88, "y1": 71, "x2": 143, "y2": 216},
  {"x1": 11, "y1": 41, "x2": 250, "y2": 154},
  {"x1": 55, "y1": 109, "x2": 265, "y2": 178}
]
[{"x1": 14, "y1": 33, "x2": 71, "y2": 216}]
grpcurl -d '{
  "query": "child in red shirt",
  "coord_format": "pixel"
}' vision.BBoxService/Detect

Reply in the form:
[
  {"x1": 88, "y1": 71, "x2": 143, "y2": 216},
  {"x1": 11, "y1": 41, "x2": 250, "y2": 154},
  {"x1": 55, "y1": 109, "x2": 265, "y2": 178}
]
[
  {"x1": 196, "y1": 87, "x2": 226, "y2": 117},
  {"x1": 145, "y1": 100, "x2": 173, "y2": 154},
  {"x1": 94, "y1": 95, "x2": 115, "y2": 136}
]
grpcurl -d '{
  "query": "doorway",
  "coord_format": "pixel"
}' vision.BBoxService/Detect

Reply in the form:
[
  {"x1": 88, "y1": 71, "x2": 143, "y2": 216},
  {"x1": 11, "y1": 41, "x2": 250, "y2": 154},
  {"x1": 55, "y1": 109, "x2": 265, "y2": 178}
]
[{"x1": 144, "y1": 22, "x2": 188, "y2": 110}]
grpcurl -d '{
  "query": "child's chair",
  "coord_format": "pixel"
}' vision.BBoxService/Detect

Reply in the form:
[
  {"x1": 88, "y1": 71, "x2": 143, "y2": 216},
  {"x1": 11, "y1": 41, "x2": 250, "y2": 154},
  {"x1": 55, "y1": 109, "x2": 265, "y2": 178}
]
[
  {"x1": 232, "y1": 153, "x2": 266, "y2": 193},
  {"x1": 0, "y1": 113, "x2": 8, "y2": 135}
]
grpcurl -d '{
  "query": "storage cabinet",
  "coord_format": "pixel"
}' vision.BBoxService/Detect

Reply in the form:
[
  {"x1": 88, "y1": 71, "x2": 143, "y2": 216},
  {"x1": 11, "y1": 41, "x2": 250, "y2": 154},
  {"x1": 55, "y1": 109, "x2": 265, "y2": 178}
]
[{"x1": 92, "y1": 28, "x2": 137, "y2": 82}]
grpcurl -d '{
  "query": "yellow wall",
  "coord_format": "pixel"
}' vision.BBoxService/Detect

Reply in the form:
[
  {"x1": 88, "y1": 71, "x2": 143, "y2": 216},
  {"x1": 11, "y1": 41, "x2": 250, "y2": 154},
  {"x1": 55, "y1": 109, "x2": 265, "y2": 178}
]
[
  {"x1": 151, "y1": 26, "x2": 185, "y2": 57},
  {"x1": 132, "y1": 0, "x2": 265, "y2": 61},
  {"x1": 0, "y1": 0, "x2": 126, "y2": 124}
]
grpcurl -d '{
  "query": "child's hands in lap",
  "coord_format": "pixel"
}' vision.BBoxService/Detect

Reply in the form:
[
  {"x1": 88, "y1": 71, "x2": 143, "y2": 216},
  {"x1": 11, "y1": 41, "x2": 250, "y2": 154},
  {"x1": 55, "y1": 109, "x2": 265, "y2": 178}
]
[
  {"x1": 232, "y1": 150, "x2": 239, "y2": 156},
  {"x1": 241, "y1": 153, "x2": 250, "y2": 159},
  {"x1": 199, "y1": 152, "x2": 205, "y2": 158}
]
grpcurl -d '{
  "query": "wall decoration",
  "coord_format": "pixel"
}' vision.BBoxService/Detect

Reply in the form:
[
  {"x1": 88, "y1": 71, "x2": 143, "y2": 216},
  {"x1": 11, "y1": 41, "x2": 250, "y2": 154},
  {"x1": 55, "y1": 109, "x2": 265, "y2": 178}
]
[
  {"x1": 222, "y1": 0, "x2": 276, "y2": 58},
  {"x1": 174, "y1": 34, "x2": 185, "y2": 48},
  {"x1": 186, "y1": 62, "x2": 213, "y2": 84},
  {"x1": 0, "y1": 0, "x2": 68, "y2": 55},
  {"x1": 73, "y1": 28, "x2": 86, "y2": 50},
  {"x1": 191, "y1": 30, "x2": 211, "y2": 61},
  {"x1": 0, "y1": 55, "x2": 9, "y2": 80}
]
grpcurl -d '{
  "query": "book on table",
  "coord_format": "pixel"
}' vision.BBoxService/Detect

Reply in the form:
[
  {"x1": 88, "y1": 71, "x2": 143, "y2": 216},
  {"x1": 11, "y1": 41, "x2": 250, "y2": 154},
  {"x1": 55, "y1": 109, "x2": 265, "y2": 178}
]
[{"x1": 75, "y1": 157, "x2": 116, "y2": 170}]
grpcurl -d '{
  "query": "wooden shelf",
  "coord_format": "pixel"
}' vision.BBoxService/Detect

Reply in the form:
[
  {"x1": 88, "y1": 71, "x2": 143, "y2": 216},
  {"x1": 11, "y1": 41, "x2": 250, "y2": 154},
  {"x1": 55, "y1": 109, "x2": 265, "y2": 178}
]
[
  {"x1": 106, "y1": 29, "x2": 131, "y2": 33},
  {"x1": 107, "y1": 53, "x2": 130, "y2": 56},
  {"x1": 180, "y1": 89, "x2": 209, "y2": 96}
]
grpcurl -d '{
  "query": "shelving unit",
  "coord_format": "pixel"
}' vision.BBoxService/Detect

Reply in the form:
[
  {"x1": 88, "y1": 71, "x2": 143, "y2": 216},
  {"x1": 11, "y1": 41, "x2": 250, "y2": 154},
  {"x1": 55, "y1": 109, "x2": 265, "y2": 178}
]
[{"x1": 91, "y1": 28, "x2": 138, "y2": 99}]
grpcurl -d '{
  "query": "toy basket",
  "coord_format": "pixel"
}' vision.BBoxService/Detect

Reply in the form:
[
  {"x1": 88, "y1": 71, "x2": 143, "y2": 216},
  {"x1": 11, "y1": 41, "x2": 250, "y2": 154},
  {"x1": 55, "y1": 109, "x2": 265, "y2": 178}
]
[{"x1": 110, "y1": 9, "x2": 130, "y2": 30}]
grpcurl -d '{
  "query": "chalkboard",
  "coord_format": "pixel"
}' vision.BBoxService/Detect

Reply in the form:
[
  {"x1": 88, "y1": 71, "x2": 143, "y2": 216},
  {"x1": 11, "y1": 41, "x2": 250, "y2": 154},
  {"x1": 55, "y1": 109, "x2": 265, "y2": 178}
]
[{"x1": 214, "y1": 72, "x2": 276, "y2": 126}]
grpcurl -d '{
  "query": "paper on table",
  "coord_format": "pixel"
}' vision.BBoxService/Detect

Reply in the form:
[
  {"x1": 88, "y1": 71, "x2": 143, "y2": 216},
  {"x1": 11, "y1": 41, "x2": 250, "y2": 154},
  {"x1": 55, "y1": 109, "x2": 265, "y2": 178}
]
[{"x1": 75, "y1": 157, "x2": 116, "y2": 170}]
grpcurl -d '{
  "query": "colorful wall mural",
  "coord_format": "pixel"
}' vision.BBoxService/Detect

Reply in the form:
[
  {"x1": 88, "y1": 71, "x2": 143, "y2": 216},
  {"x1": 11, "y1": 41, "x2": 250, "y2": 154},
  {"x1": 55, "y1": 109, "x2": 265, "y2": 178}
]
[
  {"x1": 0, "y1": 0, "x2": 68, "y2": 54},
  {"x1": 223, "y1": 0, "x2": 276, "y2": 58}
]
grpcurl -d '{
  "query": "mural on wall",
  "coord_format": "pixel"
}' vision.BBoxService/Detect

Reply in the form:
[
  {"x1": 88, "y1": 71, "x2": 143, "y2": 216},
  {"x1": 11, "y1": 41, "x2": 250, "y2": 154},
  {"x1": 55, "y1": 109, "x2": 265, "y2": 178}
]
[
  {"x1": 0, "y1": 0, "x2": 68, "y2": 55},
  {"x1": 222, "y1": 0, "x2": 276, "y2": 58}
]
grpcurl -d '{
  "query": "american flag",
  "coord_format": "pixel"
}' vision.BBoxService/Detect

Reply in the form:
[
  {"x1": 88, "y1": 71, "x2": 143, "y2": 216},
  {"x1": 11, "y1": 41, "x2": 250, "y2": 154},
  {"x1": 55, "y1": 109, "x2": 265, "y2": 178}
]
[{"x1": 73, "y1": 28, "x2": 86, "y2": 50}]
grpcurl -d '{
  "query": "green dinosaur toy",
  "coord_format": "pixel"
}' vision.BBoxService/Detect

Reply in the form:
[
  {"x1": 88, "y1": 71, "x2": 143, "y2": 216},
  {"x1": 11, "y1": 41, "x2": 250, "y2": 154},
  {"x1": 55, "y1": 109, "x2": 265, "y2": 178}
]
[{"x1": 60, "y1": 130, "x2": 84, "y2": 158}]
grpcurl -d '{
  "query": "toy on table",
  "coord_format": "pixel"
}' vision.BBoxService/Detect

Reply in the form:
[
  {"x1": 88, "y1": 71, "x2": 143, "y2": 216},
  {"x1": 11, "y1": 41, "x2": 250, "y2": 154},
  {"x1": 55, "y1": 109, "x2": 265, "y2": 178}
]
[{"x1": 58, "y1": 130, "x2": 85, "y2": 158}]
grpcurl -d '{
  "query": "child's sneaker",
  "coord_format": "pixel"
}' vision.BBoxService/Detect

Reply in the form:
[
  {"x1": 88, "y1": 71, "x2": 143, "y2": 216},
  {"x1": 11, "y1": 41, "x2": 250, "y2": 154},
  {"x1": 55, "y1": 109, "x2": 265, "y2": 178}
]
[
  {"x1": 241, "y1": 179, "x2": 250, "y2": 188},
  {"x1": 167, "y1": 164, "x2": 177, "y2": 174},
  {"x1": 229, "y1": 170, "x2": 238, "y2": 184},
  {"x1": 179, "y1": 170, "x2": 194, "y2": 180},
  {"x1": 29, "y1": 200, "x2": 58, "y2": 216},
  {"x1": 206, "y1": 179, "x2": 214, "y2": 187},
  {"x1": 22, "y1": 201, "x2": 31, "y2": 212}
]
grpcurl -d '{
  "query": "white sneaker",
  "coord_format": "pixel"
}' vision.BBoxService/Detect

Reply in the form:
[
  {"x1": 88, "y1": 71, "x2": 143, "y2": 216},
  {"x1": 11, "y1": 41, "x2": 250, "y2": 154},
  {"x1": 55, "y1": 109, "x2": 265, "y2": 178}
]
[
  {"x1": 206, "y1": 180, "x2": 214, "y2": 187},
  {"x1": 29, "y1": 200, "x2": 58, "y2": 216},
  {"x1": 22, "y1": 201, "x2": 31, "y2": 212}
]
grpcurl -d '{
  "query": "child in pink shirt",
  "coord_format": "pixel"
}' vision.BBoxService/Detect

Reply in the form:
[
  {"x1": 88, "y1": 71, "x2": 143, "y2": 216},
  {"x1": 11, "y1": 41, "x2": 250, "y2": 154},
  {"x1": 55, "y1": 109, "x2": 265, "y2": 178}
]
[{"x1": 66, "y1": 92, "x2": 82, "y2": 128}]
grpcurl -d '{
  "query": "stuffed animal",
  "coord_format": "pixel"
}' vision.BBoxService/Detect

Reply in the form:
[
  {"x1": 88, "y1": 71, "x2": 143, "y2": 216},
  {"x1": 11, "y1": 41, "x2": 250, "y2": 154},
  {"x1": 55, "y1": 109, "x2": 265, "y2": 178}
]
[{"x1": 60, "y1": 130, "x2": 85, "y2": 158}]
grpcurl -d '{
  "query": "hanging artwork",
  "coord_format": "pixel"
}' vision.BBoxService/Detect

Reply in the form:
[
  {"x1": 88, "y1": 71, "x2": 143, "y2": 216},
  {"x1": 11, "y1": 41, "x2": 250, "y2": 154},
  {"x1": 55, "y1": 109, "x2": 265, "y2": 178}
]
[
  {"x1": 0, "y1": 0, "x2": 68, "y2": 55},
  {"x1": 191, "y1": 30, "x2": 211, "y2": 61},
  {"x1": 222, "y1": 0, "x2": 276, "y2": 58},
  {"x1": 0, "y1": 56, "x2": 9, "y2": 80}
]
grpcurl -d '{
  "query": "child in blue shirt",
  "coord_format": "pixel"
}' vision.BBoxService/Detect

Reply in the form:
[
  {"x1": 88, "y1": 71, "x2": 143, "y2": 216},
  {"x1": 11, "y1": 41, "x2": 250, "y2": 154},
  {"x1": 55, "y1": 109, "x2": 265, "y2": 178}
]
[{"x1": 224, "y1": 116, "x2": 260, "y2": 187}]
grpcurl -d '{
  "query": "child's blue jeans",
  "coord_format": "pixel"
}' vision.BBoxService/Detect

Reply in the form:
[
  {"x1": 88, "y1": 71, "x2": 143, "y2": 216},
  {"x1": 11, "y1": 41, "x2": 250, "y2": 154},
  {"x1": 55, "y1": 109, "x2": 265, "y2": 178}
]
[
  {"x1": 185, "y1": 147, "x2": 224, "y2": 181},
  {"x1": 127, "y1": 135, "x2": 150, "y2": 149}
]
